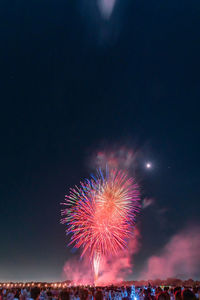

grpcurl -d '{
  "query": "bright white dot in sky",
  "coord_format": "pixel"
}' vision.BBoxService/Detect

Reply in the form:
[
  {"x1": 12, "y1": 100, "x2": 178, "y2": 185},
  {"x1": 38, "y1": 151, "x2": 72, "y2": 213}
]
[{"x1": 146, "y1": 162, "x2": 152, "y2": 169}]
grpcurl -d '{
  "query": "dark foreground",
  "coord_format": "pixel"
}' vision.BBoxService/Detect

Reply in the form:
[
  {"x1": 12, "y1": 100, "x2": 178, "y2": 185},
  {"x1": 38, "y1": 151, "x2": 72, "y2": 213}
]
[{"x1": 0, "y1": 284, "x2": 200, "y2": 300}]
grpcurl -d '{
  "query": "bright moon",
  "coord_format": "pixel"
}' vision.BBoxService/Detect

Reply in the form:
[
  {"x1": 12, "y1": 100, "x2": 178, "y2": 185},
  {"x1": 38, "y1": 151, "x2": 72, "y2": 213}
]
[{"x1": 146, "y1": 163, "x2": 152, "y2": 169}]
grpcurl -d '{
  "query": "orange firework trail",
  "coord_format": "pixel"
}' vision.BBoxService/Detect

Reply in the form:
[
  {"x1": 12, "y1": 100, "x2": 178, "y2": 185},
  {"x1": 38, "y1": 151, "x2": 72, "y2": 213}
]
[{"x1": 61, "y1": 168, "x2": 140, "y2": 282}]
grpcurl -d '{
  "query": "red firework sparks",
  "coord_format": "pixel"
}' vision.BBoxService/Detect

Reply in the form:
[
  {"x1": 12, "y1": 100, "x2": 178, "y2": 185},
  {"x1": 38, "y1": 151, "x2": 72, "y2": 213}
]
[{"x1": 61, "y1": 169, "x2": 140, "y2": 280}]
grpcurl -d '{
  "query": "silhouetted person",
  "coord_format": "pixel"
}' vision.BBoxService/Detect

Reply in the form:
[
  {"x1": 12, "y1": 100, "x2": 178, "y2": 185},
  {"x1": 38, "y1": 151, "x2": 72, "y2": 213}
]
[
  {"x1": 14, "y1": 289, "x2": 20, "y2": 299},
  {"x1": 31, "y1": 287, "x2": 40, "y2": 300},
  {"x1": 157, "y1": 292, "x2": 169, "y2": 300},
  {"x1": 95, "y1": 290, "x2": 103, "y2": 300},
  {"x1": 175, "y1": 291, "x2": 182, "y2": 300},
  {"x1": 59, "y1": 289, "x2": 70, "y2": 300},
  {"x1": 164, "y1": 287, "x2": 170, "y2": 300},
  {"x1": 144, "y1": 289, "x2": 153, "y2": 300},
  {"x1": 182, "y1": 289, "x2": 196, "y2": 300}
]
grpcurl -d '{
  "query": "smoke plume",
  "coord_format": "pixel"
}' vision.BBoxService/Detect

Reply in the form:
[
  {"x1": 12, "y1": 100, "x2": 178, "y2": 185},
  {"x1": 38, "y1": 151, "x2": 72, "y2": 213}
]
[
  {"x1": 63, "y1": 228, "x2": 140, "y2": 285},
  {"x1": 140, "y1": 225, "x2": 200, "y2": 280},
  {"x1": 90, "y1": 147, "x2": 138, "y2": 172},
  {"x1": 98, "y1": 0, "x2": 117, "y2": 19}
]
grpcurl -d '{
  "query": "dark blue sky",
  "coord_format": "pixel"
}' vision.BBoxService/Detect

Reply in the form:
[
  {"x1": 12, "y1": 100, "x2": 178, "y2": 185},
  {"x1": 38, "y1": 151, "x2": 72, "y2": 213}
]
[{"x1": 0, "y1": 0, "x2": 200, "y2": 281}]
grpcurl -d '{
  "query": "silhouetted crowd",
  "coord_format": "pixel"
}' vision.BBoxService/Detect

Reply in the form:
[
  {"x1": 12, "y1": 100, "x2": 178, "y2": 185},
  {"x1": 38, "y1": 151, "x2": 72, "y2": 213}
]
[{"x1": 0, "y1": 285, "x2": 199, "y2": 300}]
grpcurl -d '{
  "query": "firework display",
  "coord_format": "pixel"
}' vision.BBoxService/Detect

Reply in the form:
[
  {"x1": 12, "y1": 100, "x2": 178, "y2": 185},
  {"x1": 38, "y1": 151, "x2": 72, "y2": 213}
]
[{"x1": 61, "y1": 169, "x2": 140, "y2": 281}]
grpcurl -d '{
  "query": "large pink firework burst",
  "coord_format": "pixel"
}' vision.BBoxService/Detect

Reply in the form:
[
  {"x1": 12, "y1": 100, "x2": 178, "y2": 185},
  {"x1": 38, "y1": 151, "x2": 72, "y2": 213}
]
[{"x1": 61, "y1": 169, "x2": 140, "y2": 281}]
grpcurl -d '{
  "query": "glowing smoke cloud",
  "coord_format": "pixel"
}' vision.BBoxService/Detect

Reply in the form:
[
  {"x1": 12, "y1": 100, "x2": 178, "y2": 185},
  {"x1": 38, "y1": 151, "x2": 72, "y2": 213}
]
[
  {"x1": 142, "y1": 198, "x2": 155, "y2": 209},
  {"x1": 98, "y1": 0, "x2": 116, "y2": 19},
  {"x1": 140, "y1": 225, "x2": 200, "y2": 280},
  {"x1": 63, "y1": 228, "x2": 140, "y2": 285},
  {"x1": 61, "y1": 168, "x2": 140, "y2": 283},
  {"x1": 91, "y1": 148, "x2": 137, "y2": 171}
]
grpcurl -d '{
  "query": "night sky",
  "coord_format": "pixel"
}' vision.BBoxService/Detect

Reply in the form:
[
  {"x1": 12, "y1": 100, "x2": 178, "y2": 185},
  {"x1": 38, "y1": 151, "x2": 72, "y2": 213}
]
[{"x1": 0, "y1": 0, "x2": 200, "y2": 282}]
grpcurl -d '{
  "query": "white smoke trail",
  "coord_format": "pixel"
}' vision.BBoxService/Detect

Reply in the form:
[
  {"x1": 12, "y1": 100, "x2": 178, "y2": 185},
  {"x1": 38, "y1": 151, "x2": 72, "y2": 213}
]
[{"x1": 98, "y1": 0, "x2": 116, "y2": 19}]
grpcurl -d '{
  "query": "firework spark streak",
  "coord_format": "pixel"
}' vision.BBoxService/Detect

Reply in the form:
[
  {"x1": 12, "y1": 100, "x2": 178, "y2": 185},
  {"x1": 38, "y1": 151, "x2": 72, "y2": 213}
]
[{"x1": 61, "y1": 169, "x2": 140, "y2": 282}]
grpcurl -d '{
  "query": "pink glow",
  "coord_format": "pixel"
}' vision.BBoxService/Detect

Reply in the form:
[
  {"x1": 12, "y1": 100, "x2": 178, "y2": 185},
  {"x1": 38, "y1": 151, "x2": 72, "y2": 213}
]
[
  {"x1": 63, "y1": 228, "x2": 140, "y2": 285},
  {"x1": 63, "y1": 256, "x2": 93, "y2": 285},
  {"x1": 92, "y1": 148, "x2": 136, "y2": 171},
  {"x1": 140, "y1": 225, "x2": 200, "y2": 279}
]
